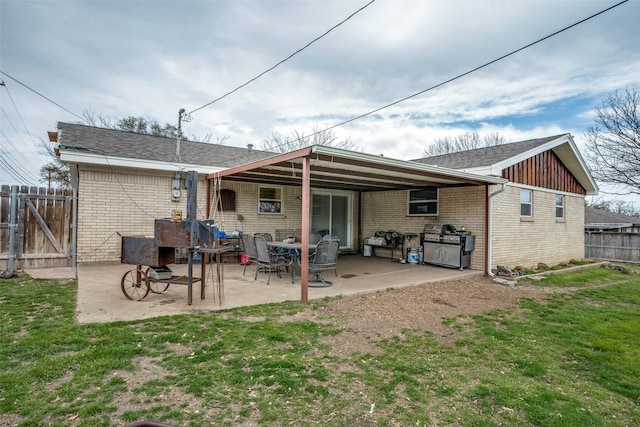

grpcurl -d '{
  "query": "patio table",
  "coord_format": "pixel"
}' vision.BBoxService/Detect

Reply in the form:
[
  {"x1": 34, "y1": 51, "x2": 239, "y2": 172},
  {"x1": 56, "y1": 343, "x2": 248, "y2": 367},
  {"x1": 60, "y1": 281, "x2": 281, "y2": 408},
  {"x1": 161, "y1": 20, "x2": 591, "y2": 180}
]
[{"x1": 266, "y1": 241, "x2": 317, "y2": 283}]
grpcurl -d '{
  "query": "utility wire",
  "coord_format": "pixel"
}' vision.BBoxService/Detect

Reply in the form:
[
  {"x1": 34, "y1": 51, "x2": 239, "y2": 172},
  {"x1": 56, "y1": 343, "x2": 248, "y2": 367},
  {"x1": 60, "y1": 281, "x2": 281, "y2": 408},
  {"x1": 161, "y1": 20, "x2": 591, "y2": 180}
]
[
  {"x1": 0, "y1": 110, "x2": 45, "y2": 181},
  {"x1": 0, "y1": 136, "x2": 40, "y2": 186},
  {"x1": 0, "y1": 0, "x2": 628, "y2": 176},
  {"x1": 182, "y1": 0, "x2": 631, "y2": 165},
  {"x1": 309, "y1": 0, "x2": 630, "y2": 137},
  {"x1": 2, "y1": 83, "x2": 40, "y2": 147},
  {"x1": 0, "y1": 71, "x2": 84, "y2": 121},
  {"x1": 188, "y1": 0, "x2": 376, "y2": 115}
]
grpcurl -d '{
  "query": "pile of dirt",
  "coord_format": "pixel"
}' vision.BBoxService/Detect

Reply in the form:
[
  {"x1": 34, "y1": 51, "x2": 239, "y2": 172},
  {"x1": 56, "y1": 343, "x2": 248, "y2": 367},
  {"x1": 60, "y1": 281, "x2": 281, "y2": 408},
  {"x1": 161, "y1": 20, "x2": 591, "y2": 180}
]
[{"x1": 288, "y1": 276, "x2": 544, "y2": 353}]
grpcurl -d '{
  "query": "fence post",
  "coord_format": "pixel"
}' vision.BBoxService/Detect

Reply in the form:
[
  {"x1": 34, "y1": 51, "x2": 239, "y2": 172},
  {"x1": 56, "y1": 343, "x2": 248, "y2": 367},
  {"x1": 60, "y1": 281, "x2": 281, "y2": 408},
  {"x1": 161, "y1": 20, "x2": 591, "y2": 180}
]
[{"x1": 0, "y1": 185, "x2": 19, "y2": 278}]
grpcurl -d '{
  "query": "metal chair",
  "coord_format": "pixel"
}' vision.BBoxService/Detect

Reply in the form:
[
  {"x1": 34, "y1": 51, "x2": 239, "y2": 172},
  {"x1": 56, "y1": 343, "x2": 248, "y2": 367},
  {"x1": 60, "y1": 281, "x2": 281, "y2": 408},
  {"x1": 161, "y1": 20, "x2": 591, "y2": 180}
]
[
  {"x1": 308, "y1": 238, "x2": 340, "y2": 287},
  {"x1": 322, "y1": 234, "x2": 340, "y2": 241},
  {"x1": 254, "y1": 232, "x2": 273, "y2": 241},
  {"x1": 241, "y1": 233, "x2": 258, "y2": 276},
  {"x1": 254, "y1": 234, "x2": 288, "y2": 285}
]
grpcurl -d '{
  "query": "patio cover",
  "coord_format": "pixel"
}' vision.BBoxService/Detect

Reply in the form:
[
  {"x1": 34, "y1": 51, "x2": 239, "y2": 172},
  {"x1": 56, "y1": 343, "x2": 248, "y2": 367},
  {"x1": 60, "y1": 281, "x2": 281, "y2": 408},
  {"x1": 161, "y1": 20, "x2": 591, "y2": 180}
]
[{"x1": 206, "y1": 145, "x2": 507, "y2": 302}]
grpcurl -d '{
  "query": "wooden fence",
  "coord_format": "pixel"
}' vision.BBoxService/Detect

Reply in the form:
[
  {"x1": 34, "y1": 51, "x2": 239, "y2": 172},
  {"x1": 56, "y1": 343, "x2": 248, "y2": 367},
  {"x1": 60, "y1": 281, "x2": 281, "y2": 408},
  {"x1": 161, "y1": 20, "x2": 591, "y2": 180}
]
[
  {"x1": 584, "y1": 231, "x2": 640, "y2": 263},
  {"x1": 1, "y1": 185, "x2": 76, "y2": 270}
]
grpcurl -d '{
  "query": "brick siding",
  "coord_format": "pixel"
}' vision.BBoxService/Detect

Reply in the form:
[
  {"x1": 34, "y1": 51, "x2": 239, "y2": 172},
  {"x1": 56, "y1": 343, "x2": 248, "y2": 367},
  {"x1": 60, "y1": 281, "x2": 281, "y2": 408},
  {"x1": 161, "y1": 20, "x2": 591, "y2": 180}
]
[
  {"x1": 361, "y1": 186, "x2": 487, "y2": 269},
  {"x1": 76, "y1": 169, "x2": 585, "y2": 271},
  {"x1": 490, "y1": 184, "x2": 585, "y2": 269}
]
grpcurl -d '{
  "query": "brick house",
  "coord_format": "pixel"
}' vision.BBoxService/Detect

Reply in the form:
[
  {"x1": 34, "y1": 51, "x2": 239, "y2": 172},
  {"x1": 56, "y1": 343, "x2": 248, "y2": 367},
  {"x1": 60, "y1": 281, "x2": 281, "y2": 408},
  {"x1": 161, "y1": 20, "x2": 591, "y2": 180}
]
[
  {"x1": 412, "y1": 135, "x2": 598, "y2": 268},
  {"x1": 54, "y1": 123, "x2": 597, "y2": 272}
]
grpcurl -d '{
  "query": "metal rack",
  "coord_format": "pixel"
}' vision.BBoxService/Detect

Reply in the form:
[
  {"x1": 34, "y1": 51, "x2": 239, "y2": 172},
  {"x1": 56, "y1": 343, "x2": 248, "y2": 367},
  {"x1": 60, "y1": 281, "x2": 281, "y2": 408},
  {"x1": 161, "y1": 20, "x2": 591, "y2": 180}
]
[{"x1": 119, "y1": 171, "x2": 231, "y2": 305}]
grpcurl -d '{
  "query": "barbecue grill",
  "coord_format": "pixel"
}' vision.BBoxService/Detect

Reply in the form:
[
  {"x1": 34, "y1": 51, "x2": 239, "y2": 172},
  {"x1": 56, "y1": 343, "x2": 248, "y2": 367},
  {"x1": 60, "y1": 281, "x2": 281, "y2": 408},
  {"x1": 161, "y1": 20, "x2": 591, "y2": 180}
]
[{"x1": 420, "y1": 223, "x2": 475, "y2": 269}]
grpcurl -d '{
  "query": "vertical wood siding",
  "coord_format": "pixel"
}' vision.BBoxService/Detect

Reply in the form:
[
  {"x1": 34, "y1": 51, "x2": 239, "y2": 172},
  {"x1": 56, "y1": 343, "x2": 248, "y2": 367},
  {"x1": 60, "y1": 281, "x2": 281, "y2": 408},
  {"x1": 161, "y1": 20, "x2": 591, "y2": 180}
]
[{"x1": 502, "y1": 150, "x2": 586, "y2": 195}]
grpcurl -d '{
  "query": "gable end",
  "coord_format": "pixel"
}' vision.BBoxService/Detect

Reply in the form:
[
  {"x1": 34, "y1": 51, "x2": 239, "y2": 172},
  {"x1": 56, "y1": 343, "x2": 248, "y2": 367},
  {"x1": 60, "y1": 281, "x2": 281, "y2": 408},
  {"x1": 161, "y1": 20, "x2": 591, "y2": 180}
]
[{"x1": 502, "y1": 150, "x2": 586, "y2": 195}]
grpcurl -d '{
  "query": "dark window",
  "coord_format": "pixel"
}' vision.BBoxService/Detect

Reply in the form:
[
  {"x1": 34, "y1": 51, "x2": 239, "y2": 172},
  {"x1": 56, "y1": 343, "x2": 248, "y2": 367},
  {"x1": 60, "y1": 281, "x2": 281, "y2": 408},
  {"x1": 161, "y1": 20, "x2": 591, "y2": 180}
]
[
  {"x1": 218, "y1": 189, "x2": 235, "y2": 211},
  {"x1": 408, "y1": 188, "x2": 438, "y2": 216}
]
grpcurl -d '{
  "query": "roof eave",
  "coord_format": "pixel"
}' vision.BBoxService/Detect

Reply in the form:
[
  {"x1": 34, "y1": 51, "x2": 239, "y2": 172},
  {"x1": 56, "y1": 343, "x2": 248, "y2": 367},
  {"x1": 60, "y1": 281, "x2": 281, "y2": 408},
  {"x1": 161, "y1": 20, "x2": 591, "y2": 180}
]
[{"x1": 58, "y1": 149, "x2": 224, "y2": 175}]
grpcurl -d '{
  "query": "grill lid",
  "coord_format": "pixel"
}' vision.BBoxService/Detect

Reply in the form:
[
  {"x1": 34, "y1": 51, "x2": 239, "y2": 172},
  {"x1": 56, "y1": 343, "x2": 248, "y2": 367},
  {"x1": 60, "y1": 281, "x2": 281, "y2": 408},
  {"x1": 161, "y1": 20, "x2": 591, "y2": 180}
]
[{"x1": 423, "y1": 223, "x2": 457, "y2": 234}]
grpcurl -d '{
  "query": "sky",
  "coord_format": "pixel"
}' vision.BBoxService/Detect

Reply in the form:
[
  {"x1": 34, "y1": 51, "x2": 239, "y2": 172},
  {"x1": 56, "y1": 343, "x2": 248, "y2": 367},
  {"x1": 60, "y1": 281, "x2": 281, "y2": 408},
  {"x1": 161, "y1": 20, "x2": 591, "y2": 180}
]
[{"x1": 1, "y1": 0, "x2": 639, "y2": 207}]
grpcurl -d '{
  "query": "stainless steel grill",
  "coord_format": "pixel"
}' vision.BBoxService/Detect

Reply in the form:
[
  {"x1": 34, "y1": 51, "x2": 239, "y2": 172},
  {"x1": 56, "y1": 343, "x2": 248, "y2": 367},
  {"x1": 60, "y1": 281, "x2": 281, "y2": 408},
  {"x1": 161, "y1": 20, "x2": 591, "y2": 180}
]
[
  {"x1": 441, "y1": 234, "x2": 461, "y2": 245},
  {"x1": 420, "y1": 224, "x2": 475, "y2": 269}
]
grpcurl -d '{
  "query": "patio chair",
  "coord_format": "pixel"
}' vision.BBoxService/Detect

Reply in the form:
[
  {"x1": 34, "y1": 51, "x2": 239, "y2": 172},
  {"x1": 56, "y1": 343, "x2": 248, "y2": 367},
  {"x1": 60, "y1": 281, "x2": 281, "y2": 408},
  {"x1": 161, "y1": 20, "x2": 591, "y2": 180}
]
[
  {"x1": 241, "y1": 233, "x2": 258, "y2": 276},
  {"x1": 322, "y1": 234, "x2": 340, "y2": 241},
  {"x1": 254, "y1": 232, "x2": 273, "y2": 241},
  {"x1": 308, "y1": 238, "x2": 340, "y2": 287},
  {"x1": 254, "y1": 234, "x2": 289, "y2": 285}
]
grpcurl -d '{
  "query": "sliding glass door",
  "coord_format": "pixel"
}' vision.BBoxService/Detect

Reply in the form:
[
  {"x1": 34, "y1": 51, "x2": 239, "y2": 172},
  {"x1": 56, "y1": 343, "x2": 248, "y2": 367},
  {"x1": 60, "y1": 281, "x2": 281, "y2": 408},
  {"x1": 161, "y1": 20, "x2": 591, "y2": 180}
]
[{"x1": 311, "y1": 190, "x2": 351, "y2": 247}]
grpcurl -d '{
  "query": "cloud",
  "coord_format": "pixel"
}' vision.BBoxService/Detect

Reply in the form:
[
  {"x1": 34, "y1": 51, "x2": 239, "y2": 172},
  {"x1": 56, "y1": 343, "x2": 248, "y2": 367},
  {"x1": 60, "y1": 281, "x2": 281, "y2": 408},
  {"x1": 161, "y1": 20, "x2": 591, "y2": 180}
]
[{"x1": 1, "y1": 0, "x2": 639, "y2": 206}]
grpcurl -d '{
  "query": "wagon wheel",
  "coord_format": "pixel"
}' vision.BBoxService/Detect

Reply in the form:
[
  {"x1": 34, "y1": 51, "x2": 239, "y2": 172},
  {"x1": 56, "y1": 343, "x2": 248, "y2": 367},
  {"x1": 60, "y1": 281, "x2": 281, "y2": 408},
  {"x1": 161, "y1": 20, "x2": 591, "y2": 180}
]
[
  {"x1": 121, "y1": 268, "x2": 150, "y2": 300},
  {"x1": 145, "y1": 268, "x2": 170, "y2": 294}
]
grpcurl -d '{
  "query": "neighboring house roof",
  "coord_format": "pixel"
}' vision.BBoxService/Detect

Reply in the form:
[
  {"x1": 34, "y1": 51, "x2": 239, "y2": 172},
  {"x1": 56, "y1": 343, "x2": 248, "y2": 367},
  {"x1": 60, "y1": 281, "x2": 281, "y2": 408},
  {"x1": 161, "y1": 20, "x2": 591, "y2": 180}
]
[
  {"x1": 55, "y1": 122, "x2": 274, "y2": 174},
  {"x1": 412, "y1": 134, "x2": 598, "y2": 195},
  {"x1": 585, "y1": 206, "x2": 640, "y2": 230}
]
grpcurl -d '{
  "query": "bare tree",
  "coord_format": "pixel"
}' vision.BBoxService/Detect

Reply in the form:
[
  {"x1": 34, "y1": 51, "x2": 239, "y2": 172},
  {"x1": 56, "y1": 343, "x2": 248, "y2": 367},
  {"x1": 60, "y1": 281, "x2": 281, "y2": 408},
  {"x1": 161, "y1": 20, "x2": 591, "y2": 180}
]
[
  {"x1": 81, "y1": 109, "x2": 224, "y2": 144},
  {"x1": 585, "y1": 197, "x2": 639, "y2": 215},
  {"x1": 422, "y1": 131, "x2": 507, "y2": 157},
  {"x1": 423, "y1": 131, "x2": 507, "y2": 157},
  {"x1": 585, "y1": 86, "x2": 640, "y2": 195},
  {"x1": 260, "y1": 124, "x2": 362, "y2": 153}
]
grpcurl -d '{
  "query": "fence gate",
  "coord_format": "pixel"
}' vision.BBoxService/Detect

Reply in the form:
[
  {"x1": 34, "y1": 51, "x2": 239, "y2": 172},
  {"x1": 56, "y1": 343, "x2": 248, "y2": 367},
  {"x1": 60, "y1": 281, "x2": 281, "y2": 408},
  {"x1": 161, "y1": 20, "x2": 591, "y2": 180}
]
[{"x1": 1, "y1": 185, "x2": 76, "y2": 271}]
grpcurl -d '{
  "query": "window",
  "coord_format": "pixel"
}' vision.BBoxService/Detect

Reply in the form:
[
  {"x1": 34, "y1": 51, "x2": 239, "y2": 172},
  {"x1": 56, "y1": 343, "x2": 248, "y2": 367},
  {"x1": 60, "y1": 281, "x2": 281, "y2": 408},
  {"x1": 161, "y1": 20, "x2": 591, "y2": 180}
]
[
  {"x1": 408, "y1": 188, "x2": 438, "y2": 215},
  {"x1": 520, "y1": 189, "x2": 532, "y2": 217},
  {"x1": 258, "y1": 186, "x2": 282, "y2": 214},
  {"x1": 555, "y1": 195, "x2": 564, "y2": 219},
  {"x1": 218, "y1": 189, "x2": 235, "y2": 211}
]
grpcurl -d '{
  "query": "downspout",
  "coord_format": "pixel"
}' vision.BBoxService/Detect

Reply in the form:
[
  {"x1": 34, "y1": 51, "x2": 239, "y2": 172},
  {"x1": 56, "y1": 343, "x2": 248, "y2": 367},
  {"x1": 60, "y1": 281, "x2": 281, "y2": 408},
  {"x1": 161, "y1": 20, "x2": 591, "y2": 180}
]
[
  {"x1": 357, "y1": 191, "x2": 363, "y2": 253},
  {"x1": 487, "y1": 182, "x2": 506, "y2": 277}
]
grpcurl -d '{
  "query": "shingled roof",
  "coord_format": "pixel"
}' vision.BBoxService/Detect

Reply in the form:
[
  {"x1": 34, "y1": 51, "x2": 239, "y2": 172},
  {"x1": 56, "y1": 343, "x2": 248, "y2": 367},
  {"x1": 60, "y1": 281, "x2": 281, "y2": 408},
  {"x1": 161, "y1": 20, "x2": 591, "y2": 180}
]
[
  {"x1": 585, "y1": 206, "x2": 640, "y2": 229},
  {"x1": 411, "y1": 135, "x2": 563, "y2": 169},
  {"x1": 56, "y1": 122, "x2": 273, "y2": 168}
]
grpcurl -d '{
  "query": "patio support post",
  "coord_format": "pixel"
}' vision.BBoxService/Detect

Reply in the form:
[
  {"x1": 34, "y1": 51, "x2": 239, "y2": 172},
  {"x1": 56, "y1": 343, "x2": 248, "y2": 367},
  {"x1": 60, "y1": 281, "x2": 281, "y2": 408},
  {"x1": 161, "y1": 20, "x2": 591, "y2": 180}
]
[{"x1": 300, "y1": 156, "x2": 311, "y2": 303}]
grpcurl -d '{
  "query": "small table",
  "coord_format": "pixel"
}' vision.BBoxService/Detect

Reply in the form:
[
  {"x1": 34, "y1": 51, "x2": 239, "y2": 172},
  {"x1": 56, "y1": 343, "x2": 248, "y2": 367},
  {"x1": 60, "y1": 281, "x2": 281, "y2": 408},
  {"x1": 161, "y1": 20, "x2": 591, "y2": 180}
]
[{"x1": 266, "y1": 241, "x2": 317, "y2": 283}]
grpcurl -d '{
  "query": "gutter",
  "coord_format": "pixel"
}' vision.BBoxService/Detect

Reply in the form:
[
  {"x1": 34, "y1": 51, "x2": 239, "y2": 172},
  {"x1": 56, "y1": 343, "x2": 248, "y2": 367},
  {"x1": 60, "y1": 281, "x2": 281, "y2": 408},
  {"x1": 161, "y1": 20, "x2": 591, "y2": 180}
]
[{"x1": 487, "y1": 182, "x2": 506, "y2": 277}]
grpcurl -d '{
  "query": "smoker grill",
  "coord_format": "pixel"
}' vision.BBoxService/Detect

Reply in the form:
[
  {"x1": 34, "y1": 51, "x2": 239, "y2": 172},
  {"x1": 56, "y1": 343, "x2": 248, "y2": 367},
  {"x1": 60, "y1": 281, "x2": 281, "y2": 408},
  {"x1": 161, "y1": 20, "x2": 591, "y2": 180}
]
[{"x1": 420, "y1": 224, "x2": 475, "y2": 270}]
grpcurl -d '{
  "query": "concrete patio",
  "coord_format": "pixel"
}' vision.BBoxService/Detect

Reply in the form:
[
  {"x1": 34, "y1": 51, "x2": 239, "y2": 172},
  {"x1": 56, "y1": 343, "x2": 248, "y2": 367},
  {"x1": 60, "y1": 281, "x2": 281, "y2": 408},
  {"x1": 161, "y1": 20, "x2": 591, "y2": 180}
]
[{"x1": 26, "y1": 254, "x2": 482, "y2": 324}]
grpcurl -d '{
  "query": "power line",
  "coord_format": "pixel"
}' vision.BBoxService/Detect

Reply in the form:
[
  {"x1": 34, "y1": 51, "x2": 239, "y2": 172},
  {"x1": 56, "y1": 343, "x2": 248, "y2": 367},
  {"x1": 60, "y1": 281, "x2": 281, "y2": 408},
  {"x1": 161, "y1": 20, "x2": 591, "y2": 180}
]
[
  {"x1": 0, "y1": 71, "x2": 84, "y2": 121},
  {"x1": 2, "y1": 83, "x2": 40, "y2": 147},
  {"x1": 0, "y1": 135, "x2": 40, "y2": 186},
  {"x1": 0, "y1": 110, "x2": 45, "y2": 181},
  {"x1": 187, "y1": 0, "x2": 631, "y2": 165},
  {"x1": 188, "y1": 0, "x2": 377, "y2": 115},
  {"x1": 0, "y1": 0, "x2": 628, "y2": 181},
  {"x1": 309, "y1": 0, "x2": 631, "y2": 137}
]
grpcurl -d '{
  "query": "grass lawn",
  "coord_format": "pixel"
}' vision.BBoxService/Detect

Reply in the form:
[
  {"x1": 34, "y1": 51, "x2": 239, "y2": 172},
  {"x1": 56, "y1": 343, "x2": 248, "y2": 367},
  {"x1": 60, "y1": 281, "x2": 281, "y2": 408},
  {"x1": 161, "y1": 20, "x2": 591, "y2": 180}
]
[{"x1": 1, "y1": 264, "x2": 639, "y2": 426}]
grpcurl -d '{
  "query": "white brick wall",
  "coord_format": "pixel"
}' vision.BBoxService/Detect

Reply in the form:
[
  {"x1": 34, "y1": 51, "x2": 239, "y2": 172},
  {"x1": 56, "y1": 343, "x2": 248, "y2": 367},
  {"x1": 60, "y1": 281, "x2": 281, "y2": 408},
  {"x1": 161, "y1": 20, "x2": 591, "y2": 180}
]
[
  {"x1": 361, "y1": 186, "x2": 487, "y2": 269},
  {"x1": 490, "y1": 184, "x2": 585, "y2": 269},
  {"x1": 77, "y1": 168, "x2": 209, "y2": 264},
  {"x1": 76, "y1": 169, "x2": 585, "y2": 271}
]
